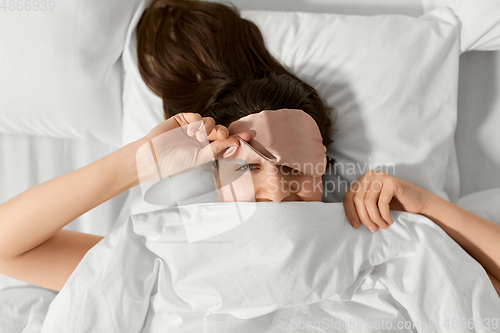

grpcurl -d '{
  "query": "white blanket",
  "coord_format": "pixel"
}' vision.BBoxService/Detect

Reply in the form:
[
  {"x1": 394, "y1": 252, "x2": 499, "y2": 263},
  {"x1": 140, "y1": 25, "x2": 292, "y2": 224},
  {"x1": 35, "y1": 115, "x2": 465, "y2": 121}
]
[
  {"x1": 0, "y1": 287, "x2": 55, "y2": 332},
  {"x1": 42, "y1": 202, "x2": 500, "y2": 332}
]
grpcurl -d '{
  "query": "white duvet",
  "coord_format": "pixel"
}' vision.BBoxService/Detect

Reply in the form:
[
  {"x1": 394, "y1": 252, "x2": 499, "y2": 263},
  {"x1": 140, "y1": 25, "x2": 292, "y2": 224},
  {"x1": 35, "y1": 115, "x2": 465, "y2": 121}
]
[{"x1": 42, "y1": 202, "x2": 500, "y2": 332}]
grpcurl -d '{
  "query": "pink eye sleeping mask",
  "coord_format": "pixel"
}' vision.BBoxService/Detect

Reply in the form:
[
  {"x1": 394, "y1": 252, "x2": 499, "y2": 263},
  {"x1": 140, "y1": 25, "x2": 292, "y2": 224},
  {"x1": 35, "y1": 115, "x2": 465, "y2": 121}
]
[{"x1": 221, "y1": 109, "x2": 327, "y2": 178}]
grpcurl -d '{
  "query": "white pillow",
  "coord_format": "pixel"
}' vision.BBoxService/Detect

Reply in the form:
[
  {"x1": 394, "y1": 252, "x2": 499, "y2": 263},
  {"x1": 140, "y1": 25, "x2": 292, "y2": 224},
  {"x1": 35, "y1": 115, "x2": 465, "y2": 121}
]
[
  {"x1": 0, "y1": 0, "x2": 143, "y2": 147},
  {"x1": 122, "y1": 7, "x2": 461, "y2": 207},
  {"x1": 422, "y1": 0, "x2": 500, "y2": 53}
]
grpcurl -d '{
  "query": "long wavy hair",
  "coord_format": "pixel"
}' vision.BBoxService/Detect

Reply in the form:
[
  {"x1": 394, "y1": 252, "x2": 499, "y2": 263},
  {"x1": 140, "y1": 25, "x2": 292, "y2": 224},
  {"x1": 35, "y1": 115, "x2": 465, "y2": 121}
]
[{"x1": 136, "y1": 0, "x2": 336, "y2": 148}]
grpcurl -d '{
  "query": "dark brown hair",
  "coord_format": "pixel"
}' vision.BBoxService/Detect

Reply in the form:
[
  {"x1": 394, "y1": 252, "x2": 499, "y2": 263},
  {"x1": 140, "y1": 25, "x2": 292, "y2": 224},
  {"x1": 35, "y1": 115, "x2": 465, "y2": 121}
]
[{"x1": 136, "y1": 0, "x2": 336, "y2": 147}]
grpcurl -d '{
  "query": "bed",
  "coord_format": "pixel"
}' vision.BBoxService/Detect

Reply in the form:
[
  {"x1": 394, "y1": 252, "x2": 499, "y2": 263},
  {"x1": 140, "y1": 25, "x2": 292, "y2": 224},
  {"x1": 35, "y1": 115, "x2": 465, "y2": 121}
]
[{"x1": 1, "y1": 0, "x2": 500, "y2": 331}]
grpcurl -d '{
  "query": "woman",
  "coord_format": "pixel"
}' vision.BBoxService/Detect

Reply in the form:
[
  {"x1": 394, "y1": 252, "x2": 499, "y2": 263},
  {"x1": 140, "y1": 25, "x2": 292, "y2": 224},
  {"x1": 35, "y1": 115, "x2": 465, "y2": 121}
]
[{"x1": 0, "y1": 0, "x2": 499, "y2": 298}]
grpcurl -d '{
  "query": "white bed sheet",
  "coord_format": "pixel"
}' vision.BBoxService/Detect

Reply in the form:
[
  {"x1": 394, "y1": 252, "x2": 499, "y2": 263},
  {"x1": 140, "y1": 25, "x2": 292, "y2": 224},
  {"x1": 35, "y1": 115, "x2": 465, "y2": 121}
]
[
  {"x1": 42, "y1": 203, "x2": 500, "y2": 332},
  {"x1": 0, "y1": 287, "x2": 56, "y2": 333}
]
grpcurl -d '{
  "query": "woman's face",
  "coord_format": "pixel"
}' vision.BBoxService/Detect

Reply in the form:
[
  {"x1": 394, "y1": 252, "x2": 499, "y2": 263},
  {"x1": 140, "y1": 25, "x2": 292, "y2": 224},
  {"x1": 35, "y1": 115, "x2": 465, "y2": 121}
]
[{"x1": 217, "y1": 160, "x2": 323, "y2": 202}]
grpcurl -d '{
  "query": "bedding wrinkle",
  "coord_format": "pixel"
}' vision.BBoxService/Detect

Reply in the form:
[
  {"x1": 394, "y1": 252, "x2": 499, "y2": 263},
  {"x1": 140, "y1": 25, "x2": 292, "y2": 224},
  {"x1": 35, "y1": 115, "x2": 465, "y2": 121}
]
[{"x1": 41, "y1": 203, "x2": 500, "y2": 332}]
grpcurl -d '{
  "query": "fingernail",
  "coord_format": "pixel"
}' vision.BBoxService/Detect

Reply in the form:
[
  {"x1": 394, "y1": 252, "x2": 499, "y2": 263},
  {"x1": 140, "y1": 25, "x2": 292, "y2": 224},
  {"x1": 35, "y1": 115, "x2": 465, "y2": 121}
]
[
  {"x1": 369, "y1": 227, "x2": 376, "y2": 233},
  {"x1": 229, "y1": 142, "x2": 239, "y2": 147}
]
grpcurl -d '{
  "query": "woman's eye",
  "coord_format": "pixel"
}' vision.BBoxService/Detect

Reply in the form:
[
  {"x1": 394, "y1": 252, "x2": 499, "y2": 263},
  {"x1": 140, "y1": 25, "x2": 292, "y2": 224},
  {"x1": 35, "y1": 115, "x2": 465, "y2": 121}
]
[{"x1": 236, "y1": 164, "x2": 258, "y2": 171}]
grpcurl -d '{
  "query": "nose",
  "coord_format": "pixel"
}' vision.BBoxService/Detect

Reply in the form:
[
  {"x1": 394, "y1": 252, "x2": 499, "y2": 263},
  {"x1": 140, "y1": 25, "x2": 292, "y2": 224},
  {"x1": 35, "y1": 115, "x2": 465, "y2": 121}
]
[{"x1": 256, "y1": 170, "x2": 292, "y2": 203}]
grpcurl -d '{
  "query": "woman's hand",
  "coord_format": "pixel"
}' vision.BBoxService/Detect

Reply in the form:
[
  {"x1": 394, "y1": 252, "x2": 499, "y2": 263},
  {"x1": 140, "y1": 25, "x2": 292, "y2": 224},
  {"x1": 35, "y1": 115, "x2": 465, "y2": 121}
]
[
  {"x1": 136, "y1": 113, "x2": 251, "y2": 181},
  {"x1": 343, "y1": 169, "x2": 432, "y2": 232}
]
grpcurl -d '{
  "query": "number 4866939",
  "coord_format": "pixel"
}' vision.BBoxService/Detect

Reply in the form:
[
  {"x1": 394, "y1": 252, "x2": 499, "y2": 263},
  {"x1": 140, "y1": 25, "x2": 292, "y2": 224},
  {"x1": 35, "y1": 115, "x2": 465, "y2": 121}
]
[{"x1": 1, "y1": 0, "x2": 56, "y2": 11}]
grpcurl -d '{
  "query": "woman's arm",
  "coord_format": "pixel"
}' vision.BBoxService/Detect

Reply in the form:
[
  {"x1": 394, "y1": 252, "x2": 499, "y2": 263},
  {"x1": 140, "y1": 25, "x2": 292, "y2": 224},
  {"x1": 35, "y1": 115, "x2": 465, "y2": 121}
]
[
  {"x1": 0, "y1": 230, "x2": 105, "y2": 291},
  {"x1": 419, "y1": 191, "x2": 500, "y2": 288},
  {"x1": 486, "y1": 270, "x2": 500, "y2": 296},
  {"x1": 0, "y1": 142, "x2": 139, "y2": 292},
  {"x1": 0, "y1": 142, "x2": 139, "y2": 261},
  {"x1": 343, "y1": 170, "x2": 500, "y2": 296},
  {"x1": 0, "y1": 113, "x2": 244, "y2": 291},
  {"x1": 0, "y1": 113, "x2": 239, "y2": 260}
]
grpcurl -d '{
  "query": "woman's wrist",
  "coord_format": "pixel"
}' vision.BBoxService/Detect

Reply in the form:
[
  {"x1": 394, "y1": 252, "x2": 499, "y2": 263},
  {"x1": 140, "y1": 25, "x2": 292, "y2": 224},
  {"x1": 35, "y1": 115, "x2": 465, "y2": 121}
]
[
  {"x1": 418, "y1": 190, "x2": 449, "y2": 224},
  {"x1": 416, "y1": 187, "x2": 500, "y2": 283},
  {"x1": 0, "y1": 139, "x2": 145, "y2": 260},
  {"x1": 119, "y1": 139, "x2": 147, "y2": 190}
]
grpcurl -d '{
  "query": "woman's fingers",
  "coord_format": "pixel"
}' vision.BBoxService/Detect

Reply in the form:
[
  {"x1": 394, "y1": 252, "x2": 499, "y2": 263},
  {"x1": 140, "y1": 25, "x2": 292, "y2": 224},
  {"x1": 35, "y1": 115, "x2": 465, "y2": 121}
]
[
  {"x1": 179, "y1": 114, "x2": 252, "y2": 145},
  {"x1": 378, "y1": 182, "x2": 394, "y2": 226},
  {"x1": 177, "y1": 113, "x2": 204, "y2": 134},
  {"x1": 148, "y1": 113, "x2": 242, "y2": 144},
  {"x1": 365, "y1": 188, "x2": 388, "y2": 230},
  {"x1": 187, "y1": 117, "x2": 215, "y2": 142},
  {"x1": 344, "y1": 176, "x2": 393, "y2": 232},
  {"x1": 234, "y1": 131, "x2": 252, "y2": 142},
  {"x1": 197, "y1": 137, "x2": 241, "y2": 163},
  {"x1": 353, "y1": 190, "x2": 379, "y2": 232},
  {"x1": 343, "y1": 181, "x2": 379, "y2": 231},
  {"x1": 343, "y1": 193, "x2": 361, "y2": 229},
  {"x1": 203, "y1": 124, "x2": 252, "y2": 143},
  {"x1": 198, "y1": 131, "x2": 254, "y2": 163},
  {"x1": 343, "y1": 180, "x2": 359, "y2": 226},
  {"x1": 176, "y1": 114, "x2": 254, "y2": 162},
  {"x1": 144, "y1": 113, "x2": 255, "y2": 179},
  {"x1": 210, "y1": 138, "x2": 240, "y2": 156},
  {"x1": 207, "y1": 125, "x2": 229, "y2": 141}
]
